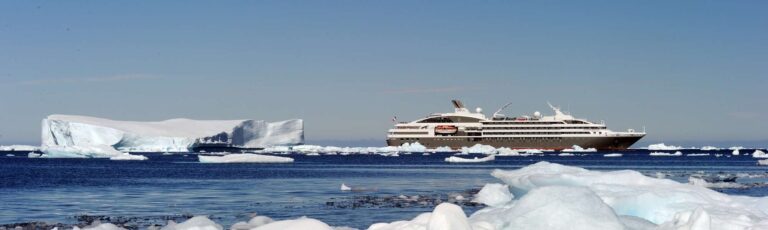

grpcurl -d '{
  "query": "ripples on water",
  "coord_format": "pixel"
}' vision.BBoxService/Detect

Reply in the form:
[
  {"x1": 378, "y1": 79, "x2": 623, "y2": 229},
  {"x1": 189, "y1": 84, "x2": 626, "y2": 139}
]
[{"x1": 1, "y1": 149, "x2": 767, "y2": 229}]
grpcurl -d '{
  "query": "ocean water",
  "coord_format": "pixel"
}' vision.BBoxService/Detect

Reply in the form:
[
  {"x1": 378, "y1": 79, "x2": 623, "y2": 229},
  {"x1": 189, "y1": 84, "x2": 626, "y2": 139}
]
[{"x1": 1, "y1": 149, "x2": 767, "y2": 229}]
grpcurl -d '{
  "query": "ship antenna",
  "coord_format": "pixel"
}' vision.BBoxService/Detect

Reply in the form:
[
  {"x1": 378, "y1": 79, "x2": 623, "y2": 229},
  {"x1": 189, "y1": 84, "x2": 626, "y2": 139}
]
[{"x1": 492, "y1": 102, "x2": 513, "y2": 118}]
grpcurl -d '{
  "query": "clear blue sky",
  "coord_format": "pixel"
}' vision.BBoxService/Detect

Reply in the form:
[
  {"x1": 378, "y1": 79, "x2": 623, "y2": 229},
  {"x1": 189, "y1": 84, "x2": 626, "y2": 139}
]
[{"x1": 0, "y1": 1, "x2": 766, "y2": 147}]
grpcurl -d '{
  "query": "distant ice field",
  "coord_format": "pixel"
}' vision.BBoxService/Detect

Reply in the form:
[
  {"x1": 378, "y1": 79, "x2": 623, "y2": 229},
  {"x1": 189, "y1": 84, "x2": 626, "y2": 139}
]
[{"x1": 1, "y1": 149, "x2": 767, "y2": 229}]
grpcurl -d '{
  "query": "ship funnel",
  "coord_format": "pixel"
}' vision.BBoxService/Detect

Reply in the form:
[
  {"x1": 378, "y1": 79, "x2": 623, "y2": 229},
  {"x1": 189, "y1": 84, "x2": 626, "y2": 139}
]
[{"x1": 451, "y1": 100, "x2": 465, "y2": 109}]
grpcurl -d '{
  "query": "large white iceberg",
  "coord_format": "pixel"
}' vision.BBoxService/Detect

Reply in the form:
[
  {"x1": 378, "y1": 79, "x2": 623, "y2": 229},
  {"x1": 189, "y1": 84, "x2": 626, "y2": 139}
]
[{"x1": 41, "y1": 115, "x2": 303, "y2": 157}]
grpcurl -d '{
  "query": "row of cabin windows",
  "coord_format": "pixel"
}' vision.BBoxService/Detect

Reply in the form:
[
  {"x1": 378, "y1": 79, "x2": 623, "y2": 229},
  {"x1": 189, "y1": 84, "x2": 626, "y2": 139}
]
[
  {"x1": 391, "y1": 132, "x2": 429, "y2": 135},
  {"x1": 483, "y1": 126, "x2": 605, "y2": 130},
  {"x1": 482, "y1": 132, "x2": 591, "y2": 135},
  {"x1": 482, "y1": 122, "x2": 565, "y2": 125}
]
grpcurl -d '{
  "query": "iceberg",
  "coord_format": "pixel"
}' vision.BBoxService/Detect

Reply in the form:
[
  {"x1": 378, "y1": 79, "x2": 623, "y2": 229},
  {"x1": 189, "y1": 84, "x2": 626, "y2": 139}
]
[
  {"x1": 647, "y1": 143, "x2": 683, "y2": 150},
  {"x1": 561, "y1": 145, "x2": 597, "y2": 152},
  {"x1": 603, "y1": 153, "x2": 623, "y2": 157},
  {"x1": 445, "y1": 155, "x2": 495, "y2": 163},
  {"x1": 753, "y1": 149, "x2": 768, "y2": 158},
  {"x1": 649, "y1": 151, "x2": 683, "y2": 156},
  {"x1": 41, "y1": 115, "x2": 303, "y2": 157},
  {"x1": 700, "y1": 146, "x2": 720, "y2": 151},
  {"x1": 198, "y1": 154, "x2": 293, "y2": 163},
  {"x1": 460, "y1": 144, "x2": 498, "y2": 155}
]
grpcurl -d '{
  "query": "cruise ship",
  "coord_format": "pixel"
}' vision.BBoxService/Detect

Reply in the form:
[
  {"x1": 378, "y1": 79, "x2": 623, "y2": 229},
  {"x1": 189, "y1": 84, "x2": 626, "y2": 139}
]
[{"x1": 386, "y1": 100, "x2": 645, "y2": 150}]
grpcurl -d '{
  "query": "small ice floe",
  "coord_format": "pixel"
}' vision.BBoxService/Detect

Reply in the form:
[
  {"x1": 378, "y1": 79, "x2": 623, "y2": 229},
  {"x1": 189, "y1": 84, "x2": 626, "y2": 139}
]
[
  {"x1": 647, "y1": 143, "x2": 683, "y2": 151},
  {"x1": 732, "y1": 149, "x2": 741, "y2": 156},
  {"x1": 422, "y1": 152, "x2": 431, "y2": 156},
  {"x1": 198, "y1": 154, "x2": 293, "y2": 163},
  {"x1": 27, "y1": 152, "x2": 41, "y2": 158},
  {"x1": 561, "y1": 145, "x2": 597, "y2": 152},
  {"x1": 752, "y1": 149, "x2": 768, "y2": 158},
  {"x1": 5, "y1": 154, "x2": 14, "y2": 157},
  {"x1": 557, "y1": 153, "x2": 576, "y2": 156},
  {"x1": 686, "y1": 153, "x2": 710, "y2": 157},
  {"x1": 649, "y1": 151, "x2": 683, "y2": 157},
  {"x1": 603, "y1": 153, "x2": 623, "y2": 157},
  {"x1": 306, "y1": 152, "x2": 321, "y2": 156},
  {"x1": 472, "y1": 183, "x2": 513, "y2": 207},
  {"x1": 700, "y1": 146, "x2": 720, "y2": 151},
  {"x1": 340, "y1": 183, "x2": 352, "y2": 191},
  {"x1": 109, "y1": 153, "x2": 148, "y2": 161},
  {"x1": 460, "y1": 144, "x2": 498, "y2": 155},
  {"x1": 445, "y1": 155, "x2": 495, "y2": 163},
  {"x1": 431, "y1": 146, "x2": 454, "y2": 153},
  {"x1": 496, "y1": 148, "x2": 522, "y2": 156},
  {"x1": 758, "y1": 159, "x2": 768, "y2": 166}
]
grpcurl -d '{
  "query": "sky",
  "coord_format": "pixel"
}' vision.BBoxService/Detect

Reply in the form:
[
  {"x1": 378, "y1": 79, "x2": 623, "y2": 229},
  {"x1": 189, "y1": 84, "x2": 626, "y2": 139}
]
[{"x1": 0, "y1": 1, "x2": 766, "y2": 147}]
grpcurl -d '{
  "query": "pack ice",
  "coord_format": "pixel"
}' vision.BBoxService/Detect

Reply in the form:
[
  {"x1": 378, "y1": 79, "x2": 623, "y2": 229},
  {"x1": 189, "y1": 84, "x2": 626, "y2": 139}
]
[{"x1": 41, "y1": 115, "x2": 303, "y2": 157}]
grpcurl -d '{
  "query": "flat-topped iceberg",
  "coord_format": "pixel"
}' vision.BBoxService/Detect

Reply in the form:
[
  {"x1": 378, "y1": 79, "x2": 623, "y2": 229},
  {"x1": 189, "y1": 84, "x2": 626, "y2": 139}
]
[{"x1": 41, "y1": 115, "x2": 303, "y2": 158}]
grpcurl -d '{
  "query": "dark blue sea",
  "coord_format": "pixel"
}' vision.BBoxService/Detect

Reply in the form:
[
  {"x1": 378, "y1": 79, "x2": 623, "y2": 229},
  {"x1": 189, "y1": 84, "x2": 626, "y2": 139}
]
[{"x1": 1, "y1": 149, "x2": 767, "y2": 229}]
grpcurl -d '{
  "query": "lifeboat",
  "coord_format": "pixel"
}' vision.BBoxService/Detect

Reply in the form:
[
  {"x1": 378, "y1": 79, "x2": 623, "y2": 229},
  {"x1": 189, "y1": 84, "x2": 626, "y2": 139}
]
[{"x1": 434, "y1": 125, "x2": 458, "y2": 134}]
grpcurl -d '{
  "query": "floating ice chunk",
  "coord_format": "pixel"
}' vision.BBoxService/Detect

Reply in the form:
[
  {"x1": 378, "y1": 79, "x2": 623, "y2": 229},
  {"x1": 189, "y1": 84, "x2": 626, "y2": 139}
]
[
  {"x1": 460, "y1": 144, "x2": 497, "y2": 155},
  {"x1": 603, "y1": 153, "x2": 623, "y2": 157},
  {"x1": 230, "y1": 215, "x2": 274, "y2": 230},
  {"x1": 562, "y1": 145, "x2": 597, "y2": 152},
  {"x1": 198, "y1": 154, "x2": 293, "y2": 163},
  {"x1": 700, "y1": 146, "x2": 720, "y2": 151},
  {"x1": 729, "y1": 146, "x2": 744, "y2": 150},
  {"x1": 398, "y1": 142, "x2": 427, "y2": 153},
  {"x1": 0, "y1": 145, "x2": 39, "y2": 152},
  {"x1": 752, "y1": 150, "x2": 768, "y2": 158},
  {"x1": 496, "y1": 148, "x2": 522, "y2": 156},
  {"x1": 732, "y1": 149, "x2": 740, "y2": 156},
  {"x1": 431, "y1": 146, "x2": 454, "y2": 153},
  {"x1": 647, "y1": 143, "x2": 683, "y2": 150},
  {"x1": 340, "y1": 183, "x2": 351, "y2": 191},
  {"x1": 649, "y1": 151, "x2": 682, "y2": 156},
  {"x1": 109, "y1": 153, "x2": 148, "y2": 161},
  {"x1": 250, "y1": 217, "x2": 332, "y2": 230},
  {"x1": 160, "y1": 216, "x2": 222, "y2": 230},
  {"x1": 518, "y1": 149, "x2": 546, "y2": 154},
  {"x1": 557, "y1": 153, "x2": 576, "y2": 156},
  {"x1": 27, "y1": 152, "x2": 41, "y2": 158},
  {"x1": 687, "y1": 153, "x2": 710, "y2": 157},
  {"x1": 445, "y1": 155, "x2": 495, "y2": 163},
  {"x1": 758, "y1": 159, "x2": 768, "y2": 166},
  {"x1": 473, "y1": 183, "x2": 513, "y2": 207}
]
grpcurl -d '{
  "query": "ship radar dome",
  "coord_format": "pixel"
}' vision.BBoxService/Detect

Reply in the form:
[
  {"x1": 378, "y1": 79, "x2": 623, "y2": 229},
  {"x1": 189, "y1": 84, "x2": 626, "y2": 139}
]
[
  {"x1": 534, "y1": 111, "x2": 541, "y2": 118},
  {"x1": 476, "y1": 107, "x2": 483, "y2": 113}
]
